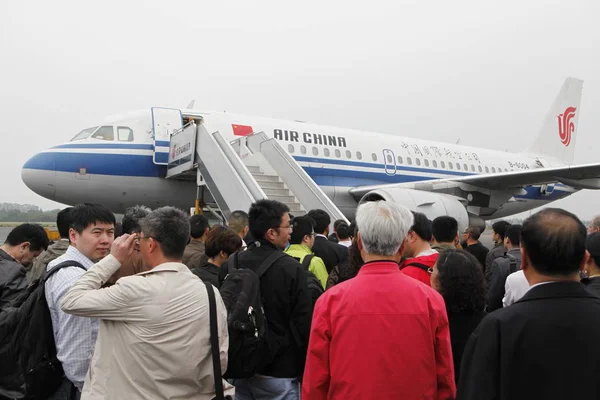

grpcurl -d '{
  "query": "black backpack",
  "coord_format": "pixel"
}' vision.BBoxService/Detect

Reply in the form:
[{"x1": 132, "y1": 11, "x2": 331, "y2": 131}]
[
  {"x1": 300, "y1": 254, "x2": 325, "y2": 302},
  {"x1": 507, "y1": 254, "x2": 519, "y2": 274},
  {"x1": 218, "y1": 251, "x2": 286, "y2": 379},
  {"x1": 0, "y1": 260, "x2": 86, "y2": 399}
]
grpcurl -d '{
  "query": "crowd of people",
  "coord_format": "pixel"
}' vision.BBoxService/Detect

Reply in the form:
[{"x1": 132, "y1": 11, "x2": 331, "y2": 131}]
[{"x1": 1, "y1": 199, "x2": 600, "y2": 399}]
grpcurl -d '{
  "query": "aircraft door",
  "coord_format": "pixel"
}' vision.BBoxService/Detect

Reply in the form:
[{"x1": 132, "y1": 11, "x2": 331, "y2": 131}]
[
  {"x1": 151, "y1": 107, "x2": 183, "y2": 165},
  {"x1": 382, "y1": 149, "x2": 397, "y2": 176}
]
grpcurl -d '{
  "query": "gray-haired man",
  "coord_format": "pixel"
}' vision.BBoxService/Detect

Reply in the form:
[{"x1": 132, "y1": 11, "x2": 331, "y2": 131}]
[
  {"x1": 303, "y1": 201, "x2": 455, "y2": 399},
  {"x1": 61, "y1": 206, "x2": 233, "y2": 399}
]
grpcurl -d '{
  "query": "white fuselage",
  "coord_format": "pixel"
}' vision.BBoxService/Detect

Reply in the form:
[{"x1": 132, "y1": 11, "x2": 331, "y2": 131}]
[{"x1": 21, "y1": 109, "x2": 576, "y2": 218}]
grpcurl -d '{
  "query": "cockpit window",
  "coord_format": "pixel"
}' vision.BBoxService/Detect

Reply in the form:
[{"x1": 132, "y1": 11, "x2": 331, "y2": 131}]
[
  {"x1": 71, "y1": 126, "x2": 98, "y2": 141},
  {"x1": 91, "y1": 126, "x2": 115, "y2": 141},
  {"x1": 117, "y1": 126, "x2": 134, "y2": 142}
]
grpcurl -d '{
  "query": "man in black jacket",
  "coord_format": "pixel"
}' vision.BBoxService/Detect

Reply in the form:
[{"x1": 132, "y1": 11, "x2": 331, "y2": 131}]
[
  {"x1": 220, "y1": 200, "x2": 311, "y2": 399},
  {"x1": 307, "y1": 209, "x2": 348, "y2": 274},
  {"x1": 462, "y1": 226, "x2": 489, "y2": 269},
  {"x1": 486, "y1": 224, "x2": 522, "y2": 311},
  {"x1": 0, "y1": 224, "x2": 49, "y2": 309},
  {"x1": 458, "y1": 208, "x2": 600, "y2": 400}
]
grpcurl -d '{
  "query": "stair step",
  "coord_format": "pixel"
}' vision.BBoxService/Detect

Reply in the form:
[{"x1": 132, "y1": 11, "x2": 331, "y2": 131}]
[
  {"x1": 287, "y1": 204, "x2": 305, "y2": 213},
  {"x1": 254, "y1": 175, "x2": 281, "y2": 183},
  {"x1": 257, "y1": 181, "x2": 285, "y2": 189},
  {"x1": 263, "y1": 188, "x2": 291, "y2": 196},
  {"x1": 269, "y1": 195, "x2": 297, "y2": 203},
  {"x1": 246, "y1": 165, "x2": 262, "y2": 173}
]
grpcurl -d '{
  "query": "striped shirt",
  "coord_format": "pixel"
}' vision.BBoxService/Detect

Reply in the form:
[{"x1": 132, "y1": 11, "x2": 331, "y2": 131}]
[{"x1": 46, "y1": 246, "x2": 99, "y2": 390}]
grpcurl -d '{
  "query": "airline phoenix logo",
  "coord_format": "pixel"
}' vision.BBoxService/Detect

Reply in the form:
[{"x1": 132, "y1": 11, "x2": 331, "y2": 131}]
[{"x1": 557, "y1": 106, "x2": 577, "y2": 147}]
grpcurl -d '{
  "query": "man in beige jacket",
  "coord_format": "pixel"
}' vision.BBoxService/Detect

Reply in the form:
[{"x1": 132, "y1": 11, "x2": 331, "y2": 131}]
[{"x1": 61, "y1": 206, "x2": 233, "y2": 400}]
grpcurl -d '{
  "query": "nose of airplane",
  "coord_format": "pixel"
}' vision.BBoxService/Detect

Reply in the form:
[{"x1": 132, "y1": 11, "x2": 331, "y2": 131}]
[{"x1": 21, "y1": 151, "x2": 57, "y2": 200}]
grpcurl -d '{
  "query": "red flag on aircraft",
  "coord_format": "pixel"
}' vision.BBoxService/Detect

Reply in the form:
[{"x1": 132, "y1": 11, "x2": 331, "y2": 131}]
[{"x1": 232, "y1": 124, "x2": 254, "y2": 136}]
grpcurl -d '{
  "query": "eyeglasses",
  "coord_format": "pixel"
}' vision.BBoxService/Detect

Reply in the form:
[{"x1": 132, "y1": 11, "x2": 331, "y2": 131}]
[
  {"x1": 136, "y1": 236, "x2": 160, "y2": 244},
  {"x1": 272, "y1": 225, "x2": 293, "y2": 231}
]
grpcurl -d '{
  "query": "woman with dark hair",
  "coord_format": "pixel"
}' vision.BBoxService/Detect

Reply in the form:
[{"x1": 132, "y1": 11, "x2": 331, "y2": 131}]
[
  {"x1": 325, "y1": 237, "x2": 364, "y2": 289},
  {"x1": 191, "y1": 225, "x2": 242, "y2": 288},
  {"x1": 431, "y1": 248, "x2": 487, "y2": 382}
]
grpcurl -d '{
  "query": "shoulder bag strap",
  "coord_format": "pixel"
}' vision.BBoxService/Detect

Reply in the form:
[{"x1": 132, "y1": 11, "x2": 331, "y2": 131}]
[{"x1": 204, "y1": 281, "x2": 225, "y2": 400}]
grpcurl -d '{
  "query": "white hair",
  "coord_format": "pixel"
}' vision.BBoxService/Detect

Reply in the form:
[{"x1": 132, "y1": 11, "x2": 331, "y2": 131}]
[{"x1": 356, "y1": 201, "x2": 414, "y2": 256}]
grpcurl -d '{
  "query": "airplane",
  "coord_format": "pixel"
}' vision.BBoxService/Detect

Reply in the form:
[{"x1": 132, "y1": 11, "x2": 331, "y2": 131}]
[{"x1": 21, "y1": 77, "x2": 600, "y2": 229}]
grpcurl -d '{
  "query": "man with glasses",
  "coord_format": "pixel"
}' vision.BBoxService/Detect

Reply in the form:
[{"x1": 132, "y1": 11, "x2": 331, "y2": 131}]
[
  {"x1": 220, "y1": 199, "x2": 312, "y2": 400},
  {"x1": 61, "y1": 206, "x2": 233, "y2": 399}
]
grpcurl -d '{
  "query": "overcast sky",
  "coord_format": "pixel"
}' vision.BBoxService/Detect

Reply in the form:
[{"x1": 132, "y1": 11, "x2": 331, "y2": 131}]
[{"x1": 1, "y1": 0, "x2": 599, "y2": 219}]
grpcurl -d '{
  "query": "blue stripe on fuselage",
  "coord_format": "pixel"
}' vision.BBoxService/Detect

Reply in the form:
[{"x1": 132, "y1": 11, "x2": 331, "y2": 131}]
[{"x1": 22, "y1": 146, "x2": 573, "y2": 201}]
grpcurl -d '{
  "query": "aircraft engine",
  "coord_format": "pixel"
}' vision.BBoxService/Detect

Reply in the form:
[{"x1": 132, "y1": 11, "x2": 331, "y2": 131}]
[{"x1": 358, "y1": 188, "x2": 483, "y2": 233}]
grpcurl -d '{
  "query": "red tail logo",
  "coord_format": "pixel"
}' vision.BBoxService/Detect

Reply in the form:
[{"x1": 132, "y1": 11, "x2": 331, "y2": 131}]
[{"x1": 557, "y1": 107, "x2": 576, "y2": 147}]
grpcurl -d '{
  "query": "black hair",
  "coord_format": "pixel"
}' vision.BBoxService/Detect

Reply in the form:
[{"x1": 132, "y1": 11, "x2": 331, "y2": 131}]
[
  {"x1": 249, "y1": 200, "x2": 290, "y2": 241},
  {"x1": 521, "y1": 208, "x2": 586, "y2": 276},
  {"x1": 411, "y1": 212, "x2": 433, "y2": 242},
  {"x1": 290, "y1": 216, "x2": 316, "y2": 245},
  {"x1": 122, "y1": 205, "x2": 151, "y2": 234},
  {"x1": 307, "y1": 209, "x2": 331, "y2": 234},
  {"x1": 333, "y1": 219, "x2": 346, "y2": 231},
  {"x1": 204, "y1": 225, "x2": 242, "y2": 258},
  {"x1": 436, "y1": 249, "x2": 486, "y2": 313},
  {"x1": 228, "y1": 210, "x2": 249, "y2": 234},
  {"x1": 465, "y1": 226, "x2": 481, "y2": 241},
  {"x1": 5, "y1": 223, "x2": 49, "y2": 252},
  {"x1": 348, "y1": 220, "x2": 357, "y2": 238},
  {"x1": 432, "y1": 216, "x2": 458, "y2": 243},
  {"x1": 505, "y1": 224, "x2": 522, "y2": 246},
  {"x1": 70, "y1": 203, "x2": 116, "y2": 234},
  {"x1": 140, "y1": 206, "x2": 190, "y2": 259},
  {"x1": 189, "y1": 214, "x2": 209, "y2": 239},
  {"x1": 492, "y1": 220, "x2": 511, "y2": 241},
  {"x1": 336, "y1": 222, "x2": 350, "y2": 240},
  {"x1": 56, "y1": 207, "x2": 73, "y2": 239}
]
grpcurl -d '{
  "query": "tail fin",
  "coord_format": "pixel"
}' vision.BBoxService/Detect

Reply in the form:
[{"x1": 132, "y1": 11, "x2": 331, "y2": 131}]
[{"x1": 527, "y1": 77, "x2": 583, "y2": 165}]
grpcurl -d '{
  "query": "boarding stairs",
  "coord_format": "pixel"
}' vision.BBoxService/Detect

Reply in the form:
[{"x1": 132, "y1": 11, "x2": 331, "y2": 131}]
[{"x1": 161, "y1": 115, "x2": 346, "y2": 223}]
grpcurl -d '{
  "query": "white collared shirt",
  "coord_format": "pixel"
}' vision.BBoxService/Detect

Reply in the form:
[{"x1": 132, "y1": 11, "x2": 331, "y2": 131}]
[
  {"x1": 503, "y1": 270, "x2": 530, "y2": 307},
  {"x1": 45, "y1": 246, "x2": 98, "y2": 390}
]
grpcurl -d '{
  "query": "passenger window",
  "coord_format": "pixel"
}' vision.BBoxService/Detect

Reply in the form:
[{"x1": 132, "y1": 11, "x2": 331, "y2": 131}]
[
  {"x1": 456, "y1": 163, "x2": 461, "y2": 170},
  {"x1": 346, "y1": 150, "x2": 352, "y2": 159},
  {"x1": 91, "y1": 126, "x2": 114, "y2": 141},
  {"x1": 432, "y1": 160, "x2": 438, "y2": 168},
  {"x1": 471, "y1": 165, "x2": 475, "y2": 172},
  {"x1": 478, "y1": 165, "x2": 483, "y2": 172},
  {"x1": 416, "y1": 158, "x2": 421, "y2": 166},
  {"x1": 117, "y1": 127, "x2": 134, "y2": 142},
  {"x1": 441, "y1": 161, "x2": 446, "y2": 168},
  {"x1": 485, "y1": 166, "x2": 489, "y2": 173},
  {"x1": 71, "y1": 126, "x2": 98, "y2": 141},
  {"x1": 464, "y1": 163, "x2": 468, "y2": 171},
  {"x1": 492, "y1": 167, "x2": 496, "y2": 173},
  {"x1": 386, "y1": 154, "x2": 393, "y2": 163},
  {"x1": 357, "y1": 151, "x2": 362, "y2": 160},
  {"x1": 398, "y1": 156, "x2": 403, "y2": 164},
  {"x1": 301, "y1": 145, "x2": 307, "y2": 155},
  {"x1": 372, "y1": 153, "x2": 377, "y2": 161},
  {"x1": 407, "y1": 157, "x2": 413, "y2": 165},
  {"x1": 424, "y1": 159, "x2": 429, "y2": 167},
  {"x1": 335, "y1": 149, "x2": 341, "y2": 158},
  {"x1": 324, "y1": 148, "x2": 330, "y2": 157},
  {"x1": 449, "y1": 162, "x2": 454, "y2": 169},
  {"x1": 312, "y1": 147, "x2": 318, "y2": 156},
  {"x1": 288, "y1": 144, "x2": 295, "y2": 153}
]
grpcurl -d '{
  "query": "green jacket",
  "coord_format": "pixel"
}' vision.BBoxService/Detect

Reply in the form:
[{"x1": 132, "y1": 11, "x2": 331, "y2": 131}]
[{"x1": 285, "y1": 244, "x2": 328, "y2": 289}]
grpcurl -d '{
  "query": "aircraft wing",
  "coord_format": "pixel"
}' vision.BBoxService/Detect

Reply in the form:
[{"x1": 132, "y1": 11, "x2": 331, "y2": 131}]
[{"x1": 349, "y1": 162, "x2": 600, "y2": 199}]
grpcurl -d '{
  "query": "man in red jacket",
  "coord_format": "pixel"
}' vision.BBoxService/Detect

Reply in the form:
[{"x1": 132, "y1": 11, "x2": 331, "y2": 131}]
[
  {"x1": 302, "y1": 201, "x2": 456, "y2": 400},
  {"x1": 400, "y1": 212, "x2": 439, "y2": 286}
]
